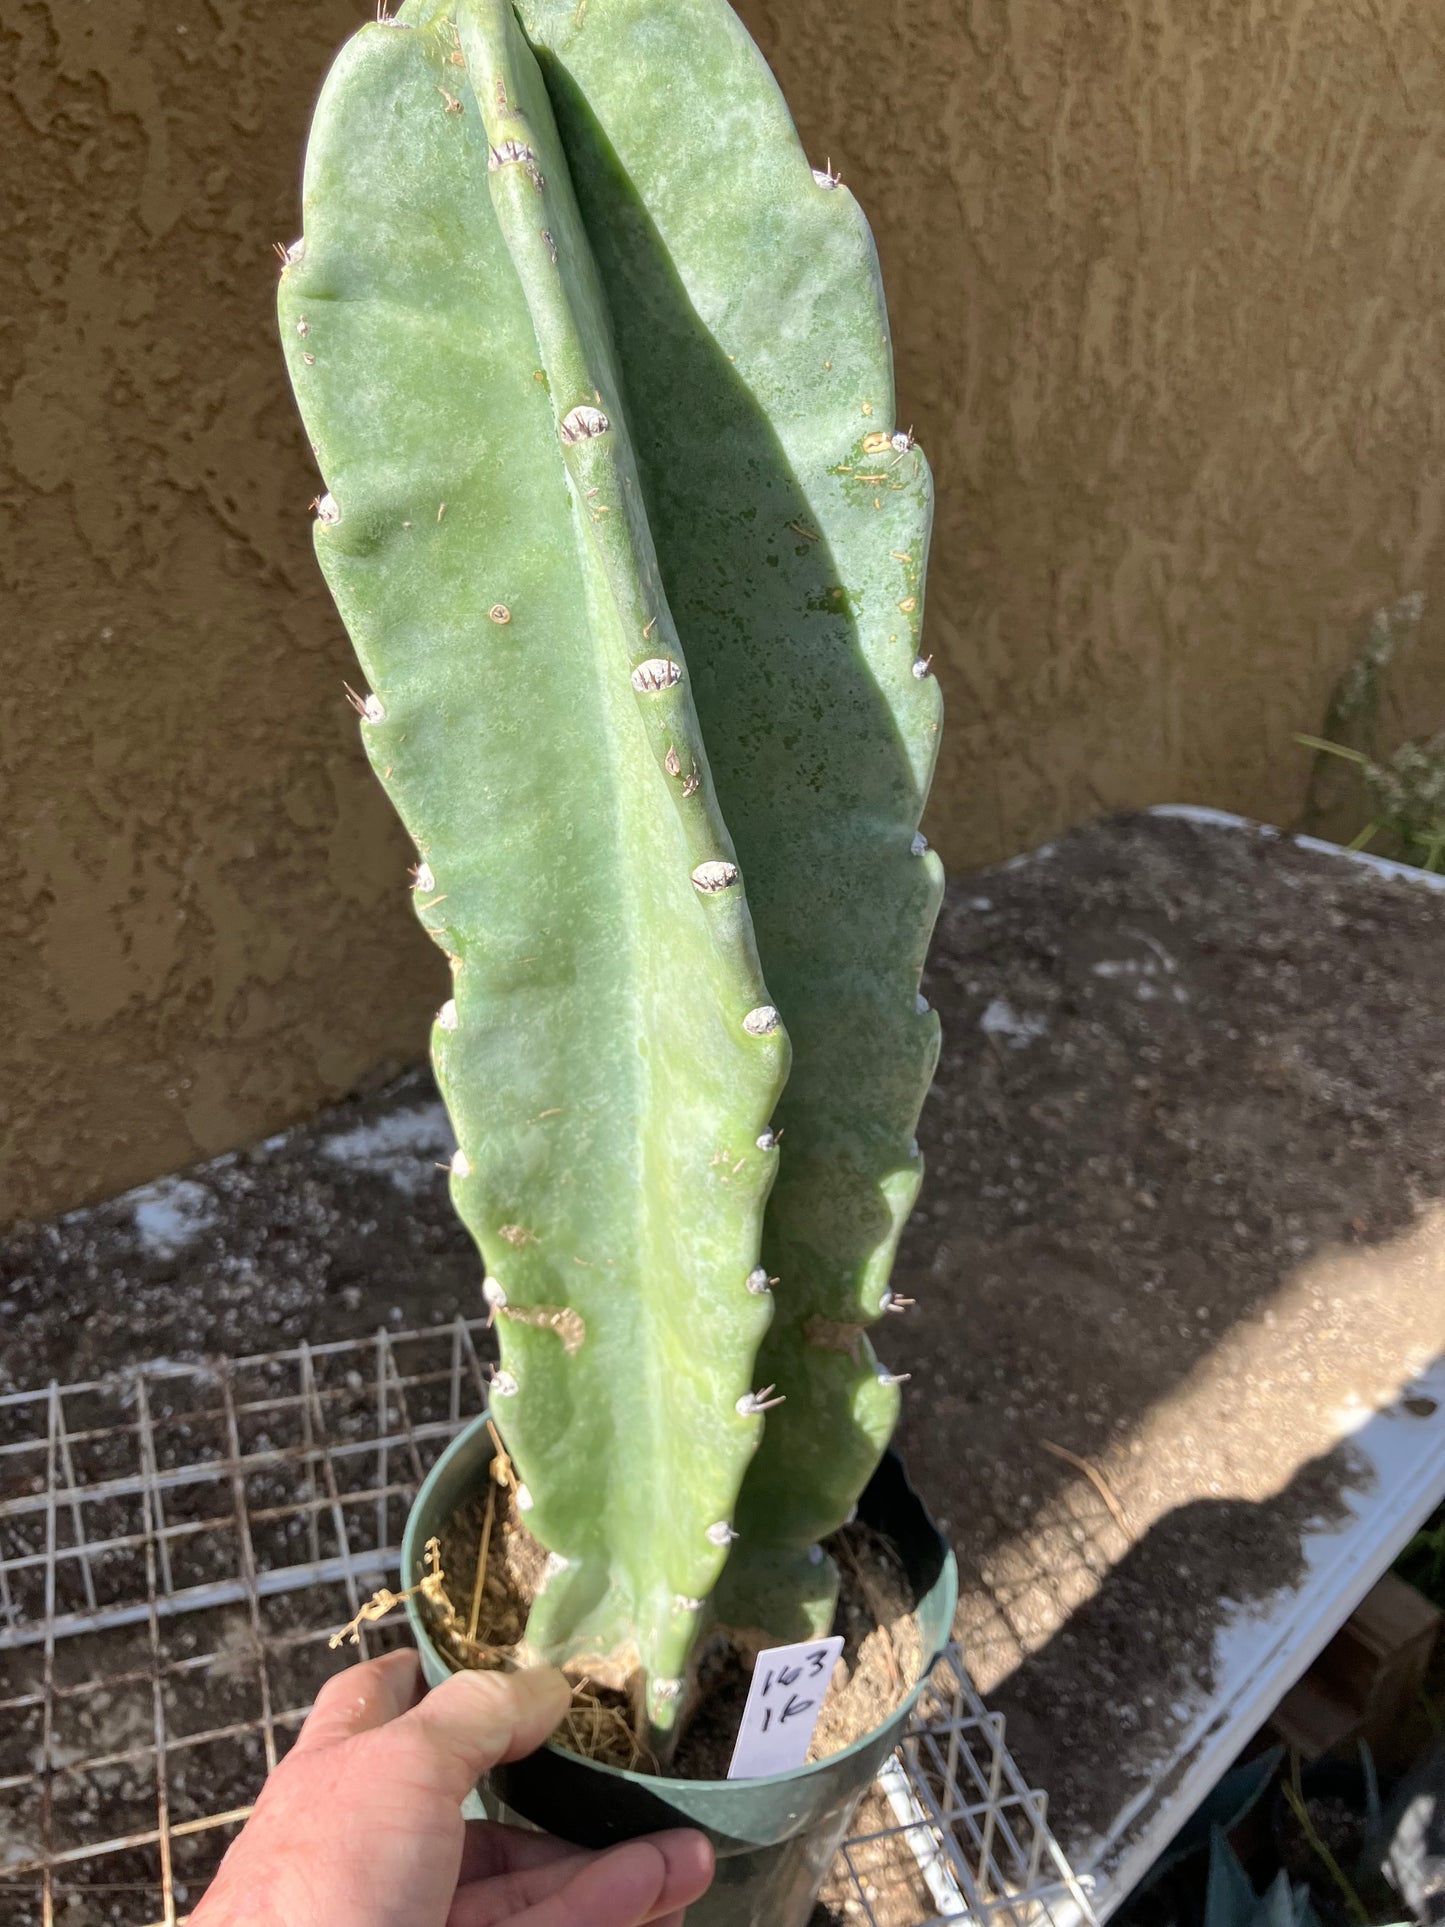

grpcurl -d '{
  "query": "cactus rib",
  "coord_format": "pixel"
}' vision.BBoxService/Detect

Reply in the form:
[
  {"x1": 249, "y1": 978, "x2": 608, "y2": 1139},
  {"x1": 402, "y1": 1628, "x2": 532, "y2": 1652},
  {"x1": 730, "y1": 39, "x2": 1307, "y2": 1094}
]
[
  {"x1": 515, "y1": 0, "x2": 945, "y2": 1635},
  {"x1": 278, "y1": 0, "x2": 788, "y2": 1740}
]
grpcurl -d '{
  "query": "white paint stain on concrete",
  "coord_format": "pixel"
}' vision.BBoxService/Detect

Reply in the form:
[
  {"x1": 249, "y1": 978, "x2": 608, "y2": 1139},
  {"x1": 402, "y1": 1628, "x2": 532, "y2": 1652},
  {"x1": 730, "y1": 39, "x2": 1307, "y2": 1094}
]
[
  {"x1": 127, "y1": 1177, "x2": 220, "y2": 1256},
  {"x1": 321, "y1": 1103, "x2": 455, "y2": 1195},
  {"x1": 979, "y1": 997, "x2": 1049, "y2": 1047}
]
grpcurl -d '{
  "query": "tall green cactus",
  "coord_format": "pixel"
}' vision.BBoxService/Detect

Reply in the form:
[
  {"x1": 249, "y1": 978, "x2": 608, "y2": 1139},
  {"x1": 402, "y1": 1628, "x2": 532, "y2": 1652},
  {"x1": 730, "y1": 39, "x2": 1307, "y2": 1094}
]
[{"x1": 279, "y1": 0, "x2": 942, "y2": 1747}]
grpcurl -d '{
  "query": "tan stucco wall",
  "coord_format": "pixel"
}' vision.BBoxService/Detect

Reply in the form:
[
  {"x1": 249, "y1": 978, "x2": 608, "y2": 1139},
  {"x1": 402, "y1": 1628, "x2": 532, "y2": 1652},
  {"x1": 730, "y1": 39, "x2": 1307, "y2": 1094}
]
[{"x1": 4, "y1": 0, "x2": 1444, "y2": 1223}]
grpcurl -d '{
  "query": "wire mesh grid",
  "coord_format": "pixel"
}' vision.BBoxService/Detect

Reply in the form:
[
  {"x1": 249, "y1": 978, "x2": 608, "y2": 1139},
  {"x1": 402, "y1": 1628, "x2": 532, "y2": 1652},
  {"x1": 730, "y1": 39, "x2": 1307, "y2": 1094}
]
[{"x1": 0, "y1": 1318, "x2": 1094, "y2": 1927}]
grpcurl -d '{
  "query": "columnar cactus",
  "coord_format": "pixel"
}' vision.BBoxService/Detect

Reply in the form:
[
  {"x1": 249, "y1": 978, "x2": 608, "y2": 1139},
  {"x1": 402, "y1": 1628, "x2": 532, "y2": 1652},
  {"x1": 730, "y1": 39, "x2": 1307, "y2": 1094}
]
[{"x1": 278, "y1": 0, "x2": 942, "y2": 1748}]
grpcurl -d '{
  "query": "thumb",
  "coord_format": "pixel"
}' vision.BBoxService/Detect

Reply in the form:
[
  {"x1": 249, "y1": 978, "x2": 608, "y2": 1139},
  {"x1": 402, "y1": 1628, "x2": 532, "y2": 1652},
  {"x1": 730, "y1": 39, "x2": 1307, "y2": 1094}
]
[{"x1": 393, "y1": 1665, "x2": 572, "y2": 1801}]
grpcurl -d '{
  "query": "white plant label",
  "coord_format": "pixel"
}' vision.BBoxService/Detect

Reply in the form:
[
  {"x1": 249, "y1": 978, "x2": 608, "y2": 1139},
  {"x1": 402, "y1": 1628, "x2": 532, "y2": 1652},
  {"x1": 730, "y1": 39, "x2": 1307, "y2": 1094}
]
[{"x1": 726, "y1": 1635, "x2": 844, "y2": 1780}]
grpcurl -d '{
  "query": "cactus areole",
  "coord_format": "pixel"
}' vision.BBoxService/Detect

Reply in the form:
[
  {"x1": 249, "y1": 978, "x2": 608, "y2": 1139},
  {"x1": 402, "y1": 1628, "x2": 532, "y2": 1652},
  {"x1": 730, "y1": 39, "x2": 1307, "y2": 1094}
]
[{"x1": 279, "y1": 0, "x2": 944, "y2": 1753}]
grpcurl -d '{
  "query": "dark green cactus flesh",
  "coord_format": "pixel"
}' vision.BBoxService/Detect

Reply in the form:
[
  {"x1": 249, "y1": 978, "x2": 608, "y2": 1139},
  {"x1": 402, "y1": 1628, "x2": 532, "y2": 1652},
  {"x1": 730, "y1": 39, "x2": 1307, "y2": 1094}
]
[{"x1": 278, "y1": 0, "x2": 942, "y2": 1743}]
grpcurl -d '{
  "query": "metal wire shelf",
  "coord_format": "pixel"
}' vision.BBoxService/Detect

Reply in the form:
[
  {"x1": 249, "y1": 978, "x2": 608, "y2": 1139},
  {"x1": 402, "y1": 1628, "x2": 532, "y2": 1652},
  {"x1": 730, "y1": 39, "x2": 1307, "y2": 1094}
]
[{"x1": 0, "y1": 1318, "x2": 1093, "y2": 1927}]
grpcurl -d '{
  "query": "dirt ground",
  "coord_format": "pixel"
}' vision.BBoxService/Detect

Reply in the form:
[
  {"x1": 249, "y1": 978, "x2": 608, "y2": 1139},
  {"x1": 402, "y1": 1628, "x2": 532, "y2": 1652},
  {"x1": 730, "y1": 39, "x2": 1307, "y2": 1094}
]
[
  {"x1": 0, "y1": 1068, "x2": 476, "y2": 1389},
  {"x1": 4, "y1": 811, "x2": 1445, "y2": 1914},
  {"x1": 885, "y1": 811, "x2": 1445, "y2": 1864}
]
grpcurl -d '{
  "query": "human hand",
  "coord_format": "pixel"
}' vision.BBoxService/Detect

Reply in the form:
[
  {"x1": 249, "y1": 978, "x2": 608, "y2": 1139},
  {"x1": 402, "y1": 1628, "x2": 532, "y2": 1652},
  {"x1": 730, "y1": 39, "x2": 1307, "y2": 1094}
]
[{"x1": 191, "y1": 1650, "x2": 714, "y2": 1927}]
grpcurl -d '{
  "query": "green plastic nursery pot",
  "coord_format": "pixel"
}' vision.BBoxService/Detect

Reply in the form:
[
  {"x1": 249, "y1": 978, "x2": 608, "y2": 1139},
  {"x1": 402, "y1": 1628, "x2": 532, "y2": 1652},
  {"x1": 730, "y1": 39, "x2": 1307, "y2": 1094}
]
[{"x1": 402, "y1": 1411, "x2": 957, "y2": 1927}]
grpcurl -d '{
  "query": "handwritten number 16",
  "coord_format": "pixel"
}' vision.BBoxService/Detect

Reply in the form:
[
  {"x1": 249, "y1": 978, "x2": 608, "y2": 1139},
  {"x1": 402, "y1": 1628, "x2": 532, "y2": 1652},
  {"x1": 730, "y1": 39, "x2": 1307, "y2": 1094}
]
[{"x1": 760, "y1": 1693, "x2": 816, "y2": 1730}]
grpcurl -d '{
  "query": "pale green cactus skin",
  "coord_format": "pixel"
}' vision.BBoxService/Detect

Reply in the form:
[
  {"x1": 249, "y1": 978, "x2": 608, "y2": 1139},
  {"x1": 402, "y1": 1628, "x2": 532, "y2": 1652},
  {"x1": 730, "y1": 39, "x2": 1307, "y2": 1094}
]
[{"x1": 278, "y1": 0, "x2": 941, "y2": 1742}]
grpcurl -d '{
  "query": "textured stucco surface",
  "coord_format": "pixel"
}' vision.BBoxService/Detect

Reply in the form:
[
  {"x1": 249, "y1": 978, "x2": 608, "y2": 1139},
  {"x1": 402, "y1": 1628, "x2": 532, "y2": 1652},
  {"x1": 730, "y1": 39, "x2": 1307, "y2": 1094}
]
[
  {"x1": 0, "y1": 0, "x2": 446, "y2": 1224},
  {"x1": 4, "y1": 0, "x2": 1445, "y2": 1222}
]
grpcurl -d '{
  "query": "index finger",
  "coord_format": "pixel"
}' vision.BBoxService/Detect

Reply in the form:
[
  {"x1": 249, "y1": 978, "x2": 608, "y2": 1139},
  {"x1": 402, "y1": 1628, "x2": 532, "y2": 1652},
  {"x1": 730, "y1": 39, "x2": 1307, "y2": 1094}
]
[{"x1": 289, "y1": 1649, "x2": 422, "y2": 1756}]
